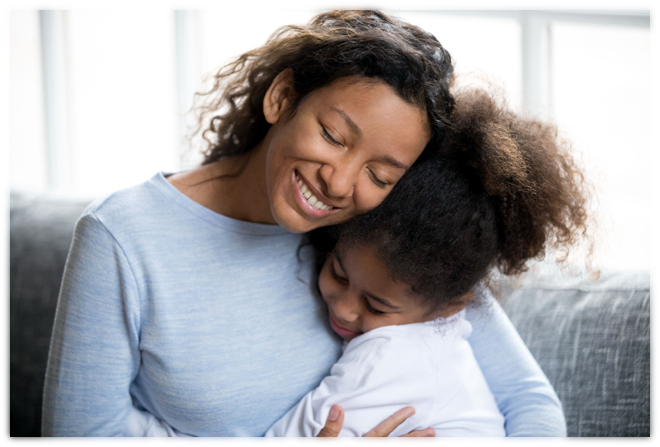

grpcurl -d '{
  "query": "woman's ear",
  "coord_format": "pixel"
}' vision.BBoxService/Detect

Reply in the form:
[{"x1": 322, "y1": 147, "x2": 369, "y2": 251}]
[{"x1": 263, "y1": 69, "x2": 296, "y2": 125}]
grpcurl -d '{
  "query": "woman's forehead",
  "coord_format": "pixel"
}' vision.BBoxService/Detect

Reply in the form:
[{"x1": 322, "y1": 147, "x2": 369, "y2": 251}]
[{"x1": 304, "y1": 79, "x2": 430, "y2": 157}]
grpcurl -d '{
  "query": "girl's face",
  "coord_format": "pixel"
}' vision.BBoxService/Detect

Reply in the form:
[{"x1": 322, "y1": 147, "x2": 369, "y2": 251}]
[
  {"x1": 261, "y1": 74, "x2": 430, "y2": 234},
  {"x1": 318, "y1": 243, "x2": 442, "y2": 341}
]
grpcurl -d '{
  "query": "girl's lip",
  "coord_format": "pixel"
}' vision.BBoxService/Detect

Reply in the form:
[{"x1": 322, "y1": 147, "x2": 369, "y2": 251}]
[
  {"x1": 328, "y1": 314, "x2": 362, "y2": 339},
  {"x1": 292, "y1": 170, "x2": 342, "y2": 219}
]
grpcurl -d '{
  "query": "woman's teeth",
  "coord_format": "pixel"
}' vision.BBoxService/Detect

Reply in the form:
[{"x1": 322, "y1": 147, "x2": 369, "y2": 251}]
[{"x1": 297, "y1": 179, "x2": 332, "y2": 210}]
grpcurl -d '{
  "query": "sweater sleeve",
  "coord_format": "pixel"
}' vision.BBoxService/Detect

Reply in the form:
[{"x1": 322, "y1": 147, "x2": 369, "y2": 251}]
[
  {"x1": 42, "y1": 212, "x2": 142, "y2": 436},
  {"x1": 465, "y1": 290, "x2": 567, "y2": 436}
]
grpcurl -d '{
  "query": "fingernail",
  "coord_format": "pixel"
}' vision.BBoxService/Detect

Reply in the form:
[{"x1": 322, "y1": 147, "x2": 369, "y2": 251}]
[{"x1": 329, "y1": 406, "x2": 340, "y2": 421}]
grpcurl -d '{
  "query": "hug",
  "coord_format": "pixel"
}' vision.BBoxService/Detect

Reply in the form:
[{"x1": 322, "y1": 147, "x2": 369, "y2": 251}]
[{"x1": 42, "y1": 10, "x2": 589, "y2": 436}]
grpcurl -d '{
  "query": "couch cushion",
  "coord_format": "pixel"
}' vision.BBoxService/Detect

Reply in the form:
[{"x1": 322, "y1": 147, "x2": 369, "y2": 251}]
[
  {"x1": 501, "y1": 267, "x2": 650, "y2": 437},
  {"x1": 10, "y1": 191, "x2": 93, "y2": 437}
]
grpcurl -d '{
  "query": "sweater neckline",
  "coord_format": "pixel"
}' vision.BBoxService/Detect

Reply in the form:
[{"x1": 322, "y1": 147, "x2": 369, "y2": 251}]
[{"x1": 150, "y1": 171, "x2": 291, "y2": 236}]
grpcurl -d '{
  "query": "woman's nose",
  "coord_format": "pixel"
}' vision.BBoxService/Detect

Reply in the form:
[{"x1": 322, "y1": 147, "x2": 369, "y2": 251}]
[{"x1": 318, "y1": 155, "x2": 361, "y2": 199}]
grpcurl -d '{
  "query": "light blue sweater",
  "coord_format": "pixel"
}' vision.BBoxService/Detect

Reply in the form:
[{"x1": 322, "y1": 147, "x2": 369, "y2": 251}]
[{"x1": 42, "y1": 172, "x2": 566, "y2": 436}]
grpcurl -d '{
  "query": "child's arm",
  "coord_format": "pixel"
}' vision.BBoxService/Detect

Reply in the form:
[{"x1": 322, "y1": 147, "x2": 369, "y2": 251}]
[
  {"x1": 124, "y1": 406, "x2": 191, "y2": 437},
  {"x1": 465, "y1": 290, "x2": 567, "y2": 436},
  {"x1": 266, "y1": 326, "x2": 504, "y2": 437},
  {"x1": 266, "y1": 337, "x2": 380, "y2": 436}
]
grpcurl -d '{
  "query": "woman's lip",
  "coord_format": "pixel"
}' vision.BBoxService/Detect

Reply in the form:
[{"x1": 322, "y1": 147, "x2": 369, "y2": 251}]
[
  {"x1": 328, "y1": 314, "x2": 362, "y2": 339},
  {"x1": 295, "y1": 170, "x2": 338, "y2": 208},
  {"x1": 292, "y1": 171, "x2": 341, "y2": 219}
]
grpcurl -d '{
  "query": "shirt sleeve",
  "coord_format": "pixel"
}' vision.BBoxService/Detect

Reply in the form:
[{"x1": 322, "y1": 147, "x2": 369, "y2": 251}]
[
  {"x1": 266, "y1": 334, "x2": 443, "y2": 438},
  {"x1": 465, "y1": 289, "x2": 567, "y2": 437},
  {"x1": 42, "y1": 212, "x2": 142, "y2": 436}
]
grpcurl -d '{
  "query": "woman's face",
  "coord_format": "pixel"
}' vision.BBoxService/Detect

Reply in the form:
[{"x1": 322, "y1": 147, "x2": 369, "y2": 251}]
[{"x1": 262, "y1": 75, "x2": 430, "y2": 233}]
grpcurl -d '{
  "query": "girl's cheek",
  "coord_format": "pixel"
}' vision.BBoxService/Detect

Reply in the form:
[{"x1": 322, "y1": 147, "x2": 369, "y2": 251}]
[{"x1": 318, "y1": 264, "x2": 336, "y2": 303}]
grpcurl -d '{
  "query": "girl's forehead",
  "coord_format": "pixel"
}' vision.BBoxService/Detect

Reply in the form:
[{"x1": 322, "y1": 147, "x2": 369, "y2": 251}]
[{"x1": 334, "y1": 243, "x2": 413, "y2": 297}]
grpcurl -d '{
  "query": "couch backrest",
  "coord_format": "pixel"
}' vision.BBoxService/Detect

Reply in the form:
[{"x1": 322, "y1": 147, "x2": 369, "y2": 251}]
[
  {"x1": 501, "y1": 267, "x2": 650, "y2": 437},
  {"x1": 10, "y1": 192, "x2": 93, "y2": 437}
]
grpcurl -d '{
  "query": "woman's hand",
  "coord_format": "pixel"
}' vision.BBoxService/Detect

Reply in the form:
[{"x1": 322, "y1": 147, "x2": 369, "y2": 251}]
[{"x1": 316, "y1": 405, "x2": 435, "y2": 437}]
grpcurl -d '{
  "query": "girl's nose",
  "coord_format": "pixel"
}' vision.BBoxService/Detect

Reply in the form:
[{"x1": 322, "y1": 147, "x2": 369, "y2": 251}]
[
  {"x1": 331, "y1": 293, "x2": 360, "y2": 323},
  {"x1": 318, "y1": 155, "x2": 361, "y2": 199}
]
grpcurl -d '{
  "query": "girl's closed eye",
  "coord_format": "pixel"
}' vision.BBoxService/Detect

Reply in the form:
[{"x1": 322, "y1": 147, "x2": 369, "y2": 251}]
[
  {"x1": 365, "y1": 298, "x2": 385, "y2": 315},
  {"x1": 331, "y1": 259, "x2": 347, "y2": 283},
  {"x1": 368, "y1": 169, "x2": 388, "y2": 188}
]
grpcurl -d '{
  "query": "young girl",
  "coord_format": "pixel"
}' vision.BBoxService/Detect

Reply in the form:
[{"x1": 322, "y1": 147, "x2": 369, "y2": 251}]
[{"x1": 266, "y1": 88, "x2": 589, "y2": 437}]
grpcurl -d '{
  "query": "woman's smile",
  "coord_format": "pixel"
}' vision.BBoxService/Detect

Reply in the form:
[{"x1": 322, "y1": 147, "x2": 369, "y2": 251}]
[{"x1": 293, "y1": 170, "x2": 341, "y2": 218}]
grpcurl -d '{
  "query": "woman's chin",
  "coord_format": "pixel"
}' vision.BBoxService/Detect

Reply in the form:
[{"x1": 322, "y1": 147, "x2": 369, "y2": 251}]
[
  {"x1": 271, "y1": 200, "x2": 343, "y2": 234},
  {"x1": 271, "y1": 208, "x2": 318, "y2": 234}
]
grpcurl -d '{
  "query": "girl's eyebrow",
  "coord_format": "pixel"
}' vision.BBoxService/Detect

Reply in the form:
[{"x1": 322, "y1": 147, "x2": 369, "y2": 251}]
[
  {"x1": 365, "y1": 293, "x2": 401, "y2": 310},
  {"x1": 335, "y1": 252, "x2": 401, "y2": 310}
]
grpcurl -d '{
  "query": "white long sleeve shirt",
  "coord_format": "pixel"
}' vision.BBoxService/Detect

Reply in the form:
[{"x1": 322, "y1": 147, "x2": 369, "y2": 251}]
[{"x1": 266, "y1": 312, "x2": 505, "y2": 437}]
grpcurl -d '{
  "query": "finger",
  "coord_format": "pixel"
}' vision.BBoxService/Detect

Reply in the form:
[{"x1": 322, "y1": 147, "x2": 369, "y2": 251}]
[
  {"x1": 363, "y1": 406, "x2": 415, "y2": 437},
  {"x1": 401, "y1": 428, "x2": 435, "y2": 437},
  {"x1": 316, "y1": 405, "x2": 344, "y2": 437}
]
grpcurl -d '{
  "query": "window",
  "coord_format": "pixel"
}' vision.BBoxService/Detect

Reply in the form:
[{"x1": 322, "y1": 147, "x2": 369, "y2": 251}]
[{"x1": 9, "y1": 10, "x2": 651, "y2": 271}]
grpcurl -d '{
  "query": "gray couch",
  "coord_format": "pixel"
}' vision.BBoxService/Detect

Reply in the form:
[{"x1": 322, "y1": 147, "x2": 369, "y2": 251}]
[{"x1": 9, "y1": 191, "x2": 650, "y2": 437}]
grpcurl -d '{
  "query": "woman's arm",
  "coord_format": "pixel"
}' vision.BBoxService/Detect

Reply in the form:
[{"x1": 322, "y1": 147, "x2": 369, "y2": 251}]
[
  {"x1": 42, "y1": 211, "x2": 141, "y2": 436},
  {"x1": 465, "y1": 289, "x2": 567, "y2": 436}
]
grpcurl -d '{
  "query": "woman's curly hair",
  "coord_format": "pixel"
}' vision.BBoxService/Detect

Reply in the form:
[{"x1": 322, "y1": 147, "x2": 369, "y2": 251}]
[
  {"x1": 310, "y1": 88, "x2": 591, "y2": 313},
  {"x1": 194, "y1": 10, "x2": 455, "y2": 164}
]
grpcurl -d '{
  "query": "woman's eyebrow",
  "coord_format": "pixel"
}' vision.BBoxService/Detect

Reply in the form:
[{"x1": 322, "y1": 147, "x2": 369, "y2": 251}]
[
  {"x1": 329, "y1": 107, "x2": 408, "y2": 171},
  {"x1": 365, "y1": 293, "x2": 401, "y2": 310},
  {"x1": 331, "y1": 107, "x2": 362, "y2": 138}
]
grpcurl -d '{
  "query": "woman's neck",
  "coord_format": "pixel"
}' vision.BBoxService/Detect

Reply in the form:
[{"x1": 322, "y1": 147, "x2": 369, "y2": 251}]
[{"x1": 167, "y1": 143, "x2": 276, "y2": 225}]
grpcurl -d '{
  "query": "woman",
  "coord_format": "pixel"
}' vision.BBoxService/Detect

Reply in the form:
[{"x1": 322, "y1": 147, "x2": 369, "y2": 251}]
[{"x1": 42, "y1": 10, "x2": 566, "y2": 436}]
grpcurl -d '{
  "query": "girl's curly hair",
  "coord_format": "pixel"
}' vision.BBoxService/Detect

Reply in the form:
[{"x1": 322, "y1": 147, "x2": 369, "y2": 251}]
[
  {"x1": 194, "y1": 10, "x2": 455, "y2": 164},
  {"x1": 310, "y1": 88, "x2": 591, "y2": 313}
]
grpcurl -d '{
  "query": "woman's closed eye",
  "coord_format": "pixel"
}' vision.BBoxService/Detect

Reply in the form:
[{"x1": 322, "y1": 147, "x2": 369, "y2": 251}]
[{"x1": 321, "y1": 125, "x2": 343, "y2": 147}]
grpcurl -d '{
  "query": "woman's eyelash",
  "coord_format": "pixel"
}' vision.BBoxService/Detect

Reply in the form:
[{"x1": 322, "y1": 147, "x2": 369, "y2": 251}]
[
  {"x1": 368, "y1": 169, "x2": 388, "y2": 188},
  {"x1": 365, "y1": 299, "x2": 385, "y2": 315},
  {"x1": 321, "y1": 126, "x2": 342, "y2": 146},
  {"x1": 319, "y1": 126, "x2": 387, "y2": 188}
]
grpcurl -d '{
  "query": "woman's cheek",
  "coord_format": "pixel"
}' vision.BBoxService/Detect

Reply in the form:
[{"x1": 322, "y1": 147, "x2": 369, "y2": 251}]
[{"x1": 353, "y1": 182, "x2": 391, "y2": 215}]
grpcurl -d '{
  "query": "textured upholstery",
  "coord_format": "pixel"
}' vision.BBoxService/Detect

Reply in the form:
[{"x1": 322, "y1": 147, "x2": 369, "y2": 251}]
[
  {"x1": 9, "y1": 191, "x2": 651, "y2": 437},
  {"x1": 501, "y1": 268, "x2": 650, "y2": 437},
  {"x1": 10, "y1": 192, "x2": 92, "y2": 437}
]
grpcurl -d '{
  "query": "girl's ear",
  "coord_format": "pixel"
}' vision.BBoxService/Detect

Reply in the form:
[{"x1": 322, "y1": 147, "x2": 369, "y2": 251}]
[{"x1": 263, "y1": 69, "x2": 296, "y2": 125}]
